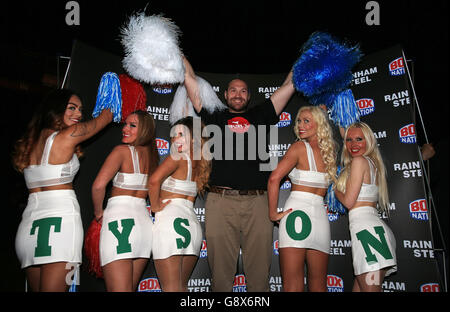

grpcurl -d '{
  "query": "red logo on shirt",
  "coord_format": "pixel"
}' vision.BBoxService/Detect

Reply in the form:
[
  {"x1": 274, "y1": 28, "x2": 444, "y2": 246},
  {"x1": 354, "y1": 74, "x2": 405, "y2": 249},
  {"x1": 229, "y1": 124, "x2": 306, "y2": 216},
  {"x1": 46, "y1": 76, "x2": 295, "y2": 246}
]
[{"x1": 227, "y1": 117, "x2": 250, "y2": 133}]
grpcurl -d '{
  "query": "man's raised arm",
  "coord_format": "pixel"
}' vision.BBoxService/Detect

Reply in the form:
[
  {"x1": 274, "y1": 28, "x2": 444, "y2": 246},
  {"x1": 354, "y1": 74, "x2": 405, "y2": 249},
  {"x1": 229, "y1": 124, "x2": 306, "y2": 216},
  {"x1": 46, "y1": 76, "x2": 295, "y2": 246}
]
[
  {"x1": 183, "y1": 56, "x2": 202, "y2": 114},
  {"x1": 270, "y1": 71, "x2": 295, "y2": 116}
]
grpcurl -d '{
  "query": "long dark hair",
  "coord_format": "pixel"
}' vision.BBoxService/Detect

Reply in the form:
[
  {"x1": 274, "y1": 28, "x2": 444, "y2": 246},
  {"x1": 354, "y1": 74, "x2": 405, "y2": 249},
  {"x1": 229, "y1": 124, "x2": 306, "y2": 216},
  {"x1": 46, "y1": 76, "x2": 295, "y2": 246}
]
[{"x1": 12, "y1": 89, "x2": 82, "y2": 172}]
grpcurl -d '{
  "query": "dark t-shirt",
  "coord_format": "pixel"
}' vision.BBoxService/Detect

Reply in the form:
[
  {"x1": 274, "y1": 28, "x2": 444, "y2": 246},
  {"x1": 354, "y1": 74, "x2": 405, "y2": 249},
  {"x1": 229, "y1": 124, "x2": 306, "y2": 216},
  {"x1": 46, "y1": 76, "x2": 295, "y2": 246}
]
[{"x1": 198, "y1": 99, "x2": 279, "y2": 190}]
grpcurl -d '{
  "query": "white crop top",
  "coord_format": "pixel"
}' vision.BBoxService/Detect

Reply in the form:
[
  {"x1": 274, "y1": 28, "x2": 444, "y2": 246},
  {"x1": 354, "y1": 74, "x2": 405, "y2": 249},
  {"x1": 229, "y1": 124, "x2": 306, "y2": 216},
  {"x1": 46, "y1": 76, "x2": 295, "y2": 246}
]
[
  {"x1": 288, "y1": 141, "x2": 329, "y2": 189},
  {"x1": 24, "y1": 131, "x2": 80, "y2": 189},
  {"x1": 112, "y1": 145, "x2": 149, "y2": 191},
  {"x1": 161, "y1": 154, "x2": 197, "y2": 197},
  {"x1": 356, "y1": 156, "x2": 379, "y2": 202}
]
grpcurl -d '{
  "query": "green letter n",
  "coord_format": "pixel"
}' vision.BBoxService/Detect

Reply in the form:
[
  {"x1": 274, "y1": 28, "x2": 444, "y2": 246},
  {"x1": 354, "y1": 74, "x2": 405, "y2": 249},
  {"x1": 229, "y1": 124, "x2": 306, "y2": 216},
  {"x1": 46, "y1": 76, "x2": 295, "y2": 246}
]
[{"x1": 356, "y1": 226, "x2": 393, "y2": 265}]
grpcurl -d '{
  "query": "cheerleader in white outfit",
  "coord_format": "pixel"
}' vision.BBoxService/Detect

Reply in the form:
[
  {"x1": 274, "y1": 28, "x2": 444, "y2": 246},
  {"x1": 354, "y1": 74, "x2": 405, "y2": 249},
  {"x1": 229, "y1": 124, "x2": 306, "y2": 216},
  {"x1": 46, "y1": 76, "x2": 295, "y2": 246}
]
[
  {"x1": 92, "y1": 110, "x2": 159, "y2": 292},
  {"x1": 13, "y1": 89, "x2": 113, "y2": 292},
  {"x1": 334, "y1": 122, "x2": 397, "y2": 292},
  {"x1": 268, "y1": 106, "x2": 338, "y2": 292},
  {"x1": 148, "y1": 116, "x2": 211, "y2": 292}
]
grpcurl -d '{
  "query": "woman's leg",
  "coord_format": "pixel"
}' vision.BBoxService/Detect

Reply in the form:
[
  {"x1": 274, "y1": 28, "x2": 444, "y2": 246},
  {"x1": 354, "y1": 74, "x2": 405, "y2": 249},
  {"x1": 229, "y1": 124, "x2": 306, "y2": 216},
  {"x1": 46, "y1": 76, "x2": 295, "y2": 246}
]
[
  {"x1": 25, "y1": 266, "x2": 41, "y2": 292},
  {"x1": 279, "y1": 247, "x2": 306, "y2": 292},
  {"x1": 354, "y1": 269, "x2": 387, "y2": 292},
  {"x1": 154, "y1": 256, "x2": 183, "y2": 292},
  {"x1": 352, "y1": 278, "x2": 361, "y2": 292},
  {"x1": 39, "y1": 262, "x2": 71, "y2": 292},
  {"x1": 102, "y1": 259, "x2": 133, "y2": 292},
  {"x1": 132, "y1": 258, "x2": 149, "y2": 291},
  {"x1": 305, "y1": 249, "x2": 329, "y2": 292},
  {"x1": 180, "y1": 255, "x2": 198, "y2": 292}
]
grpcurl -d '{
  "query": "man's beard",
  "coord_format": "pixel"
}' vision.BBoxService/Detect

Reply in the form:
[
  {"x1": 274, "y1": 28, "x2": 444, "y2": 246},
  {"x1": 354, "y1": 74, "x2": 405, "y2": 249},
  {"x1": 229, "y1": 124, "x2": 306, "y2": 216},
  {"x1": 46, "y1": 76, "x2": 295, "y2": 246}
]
[{"x1": 228, "y1": 97, "x2": 248, "y2": 112}]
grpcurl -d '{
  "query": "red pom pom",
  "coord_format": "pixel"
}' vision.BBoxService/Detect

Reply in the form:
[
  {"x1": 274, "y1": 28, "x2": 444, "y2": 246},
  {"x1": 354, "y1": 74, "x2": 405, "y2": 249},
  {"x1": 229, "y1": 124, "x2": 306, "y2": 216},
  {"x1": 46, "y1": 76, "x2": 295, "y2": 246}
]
[
  {"x1": 84, "y1": 219, "x2": 103, "y2": 278},
  {"x1": 119, "y1": 74, "x2": 147, "y2": 123}
]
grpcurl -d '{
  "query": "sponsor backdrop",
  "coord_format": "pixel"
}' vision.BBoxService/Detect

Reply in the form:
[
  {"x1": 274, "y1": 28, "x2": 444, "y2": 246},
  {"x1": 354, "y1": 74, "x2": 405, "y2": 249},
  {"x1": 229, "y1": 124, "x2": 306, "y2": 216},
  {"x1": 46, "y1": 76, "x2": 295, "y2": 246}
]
[{"x1": 66, "y1": 41, "x2": 441, "y2": 292}]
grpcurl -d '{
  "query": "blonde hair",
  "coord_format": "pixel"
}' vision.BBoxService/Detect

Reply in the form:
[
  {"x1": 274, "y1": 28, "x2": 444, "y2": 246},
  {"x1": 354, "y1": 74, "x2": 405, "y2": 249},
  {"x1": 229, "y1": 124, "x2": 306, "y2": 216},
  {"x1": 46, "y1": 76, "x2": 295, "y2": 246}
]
[
  {"x1": 294, "y1": 106, "x2": 338, "y2": 184},
  {"x1": 171, "y1": 116, "x2": 211, "y2": 195},
  {"x1": 129, "y1": 110, "x2": 159, "y2": 175},
  {"x1": 335, "y1": 122, "x2": 390, "y2": 213}
]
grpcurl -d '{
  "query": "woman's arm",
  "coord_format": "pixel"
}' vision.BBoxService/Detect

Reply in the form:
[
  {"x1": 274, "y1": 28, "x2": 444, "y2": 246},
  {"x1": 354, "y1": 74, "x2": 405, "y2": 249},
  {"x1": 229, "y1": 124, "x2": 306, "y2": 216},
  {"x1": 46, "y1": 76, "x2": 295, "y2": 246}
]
[
  {"x1": 267, "y1": 142, "x2": 302, "y2": 221},
  {"x1": 334, "y1": 156, "x2": 366, "y2": 209},
  {"x1": 91, "y1": 146, "x2": 123, "y2": 221},
  {"x1": 61, "y1": 109, "x2": 113, "y2": 148},
  {"x1": 147, "y1": 155, "x2": 179, "y2": 213}
]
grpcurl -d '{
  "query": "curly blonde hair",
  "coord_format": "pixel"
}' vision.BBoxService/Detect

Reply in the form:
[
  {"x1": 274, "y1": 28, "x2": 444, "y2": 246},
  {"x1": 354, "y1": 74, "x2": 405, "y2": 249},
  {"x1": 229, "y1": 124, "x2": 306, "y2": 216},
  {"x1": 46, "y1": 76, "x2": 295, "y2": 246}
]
[
  {"x1": 294, "y1": 106, "x2": 338, "y2": 184},
  {"x1": 335, "y1": 122, "x2": 390, "y2": 213}
]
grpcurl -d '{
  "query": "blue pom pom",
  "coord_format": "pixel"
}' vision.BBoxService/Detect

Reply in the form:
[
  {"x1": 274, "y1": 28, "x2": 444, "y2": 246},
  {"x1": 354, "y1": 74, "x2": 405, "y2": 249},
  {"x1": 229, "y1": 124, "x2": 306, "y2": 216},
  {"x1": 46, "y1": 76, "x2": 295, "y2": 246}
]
[
  {"x1": 325, "y1": 185, "x2": 347, "y2": 215},
  {"x1": 292, "y1": 32, "x2": 362, "y2": 97},
  {"x1": 308, "y1": 90, "x2": 336, "y2": 108},
  {"x1": 325, "y1": 166, "x2": 347, "y2": 215},
  {"x1": 92, "y1": 72, "x2": 122, "y2": 123},
  {"x1": 330, "y1": 89, "x2": 360, "y2": 128}
]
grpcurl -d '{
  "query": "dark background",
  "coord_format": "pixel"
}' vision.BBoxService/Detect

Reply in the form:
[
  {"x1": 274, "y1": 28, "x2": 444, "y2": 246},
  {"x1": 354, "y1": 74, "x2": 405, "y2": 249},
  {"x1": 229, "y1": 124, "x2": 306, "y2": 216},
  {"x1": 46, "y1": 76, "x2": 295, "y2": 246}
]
[{"x1": 1, "y1": 0, "x2": 448, "y2": 291}]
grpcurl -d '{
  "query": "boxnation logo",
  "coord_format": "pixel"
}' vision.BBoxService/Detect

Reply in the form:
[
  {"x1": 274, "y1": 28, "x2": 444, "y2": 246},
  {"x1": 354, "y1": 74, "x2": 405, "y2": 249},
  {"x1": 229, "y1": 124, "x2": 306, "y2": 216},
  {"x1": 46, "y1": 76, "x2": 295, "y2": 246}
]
[
  {"x1": 389, "y1": 57, "x2": 405, "y2": 76},
  {"x1": 398, "y1": 123, "x2": 416, "y2": 144},
  {"x1": 156, "y1": 138, "x2": 170, "y2": 156},
  {"x1": 356, "y1": 98, "x2": 375, "y2": 116},
  {"x1": 409, "y1": 199, "x2": 428, "y2": 221},
  {"x1": 138, "y1": 277, "x2": 161, "y2": 292}
]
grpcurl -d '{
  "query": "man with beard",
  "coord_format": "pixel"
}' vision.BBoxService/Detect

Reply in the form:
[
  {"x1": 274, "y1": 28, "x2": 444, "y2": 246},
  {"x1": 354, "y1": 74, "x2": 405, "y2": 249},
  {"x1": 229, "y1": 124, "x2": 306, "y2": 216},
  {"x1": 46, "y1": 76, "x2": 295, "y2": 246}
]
[{"x1": 181, "y1": 57, "x2": 295, "y2": 292}]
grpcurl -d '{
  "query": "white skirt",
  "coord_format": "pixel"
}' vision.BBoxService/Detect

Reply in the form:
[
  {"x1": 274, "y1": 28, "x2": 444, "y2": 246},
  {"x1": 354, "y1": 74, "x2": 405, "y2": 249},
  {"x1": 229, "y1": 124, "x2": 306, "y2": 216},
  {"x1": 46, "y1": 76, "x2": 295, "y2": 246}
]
[
  {"x1": 100, "y1": 196, "x2": 153, "y2": 266},
  {"x1": 349, "y1": 206, "x2": 397, "y2": 276},
  {"x1": 278, "y1": 191, "x2": 330, "y2": 254},
  {"x1": 15, "y1": 190, "x2": 83, "y2": 269},
  {"x1": 152, "y1": 198, "x2": 202, "y2": 260}
]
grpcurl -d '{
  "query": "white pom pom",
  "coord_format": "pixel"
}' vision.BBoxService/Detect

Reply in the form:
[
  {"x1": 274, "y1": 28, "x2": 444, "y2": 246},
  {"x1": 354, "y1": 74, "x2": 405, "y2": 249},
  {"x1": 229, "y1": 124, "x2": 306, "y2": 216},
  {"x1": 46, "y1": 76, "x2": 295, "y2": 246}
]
[
  {"x1": 169, "y1": 83, "x2": 198, "y2": 125},
  {"x1": 120, "y1": 12, "x2": 185, "y2": 84},
  {"x1": 169, "y1": 76, "x2": 227, "y2": 124},
  {"x1": 196, "y1": 76, "x2": 227, "y2": 114}
]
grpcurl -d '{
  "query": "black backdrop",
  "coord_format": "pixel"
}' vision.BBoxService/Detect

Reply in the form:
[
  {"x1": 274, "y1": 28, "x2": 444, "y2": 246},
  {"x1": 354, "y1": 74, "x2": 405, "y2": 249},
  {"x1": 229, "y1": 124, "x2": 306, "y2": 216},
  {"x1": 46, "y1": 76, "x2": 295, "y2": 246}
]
[{"x1": 64, "y1": 41, "x2": 443, "y2": 292}]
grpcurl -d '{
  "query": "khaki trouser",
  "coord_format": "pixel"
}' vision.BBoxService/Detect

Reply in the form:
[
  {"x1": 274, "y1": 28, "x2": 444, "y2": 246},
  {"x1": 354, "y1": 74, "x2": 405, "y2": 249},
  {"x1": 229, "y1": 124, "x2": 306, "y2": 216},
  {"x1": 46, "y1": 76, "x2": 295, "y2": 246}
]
[{"x1": 205, "y1": 192, "x2": 274, "y2": 292}]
